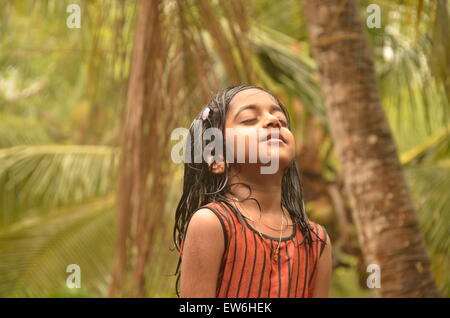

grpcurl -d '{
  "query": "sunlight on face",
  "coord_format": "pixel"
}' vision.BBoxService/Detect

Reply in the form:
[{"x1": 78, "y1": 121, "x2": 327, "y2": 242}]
[{"x1": 225, "y1": 88, "x2": 296, "y2": 173}]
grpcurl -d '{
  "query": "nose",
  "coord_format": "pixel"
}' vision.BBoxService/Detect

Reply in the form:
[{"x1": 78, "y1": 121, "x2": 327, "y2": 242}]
[{"x1": 263, "y1": 113, "x2": 282, "y2": 129}]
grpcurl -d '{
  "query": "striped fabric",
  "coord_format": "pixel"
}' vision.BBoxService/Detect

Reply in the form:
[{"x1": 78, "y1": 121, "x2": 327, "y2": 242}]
[{"x1": 181, "y1": 200, "x2": 328, "y2": 298}]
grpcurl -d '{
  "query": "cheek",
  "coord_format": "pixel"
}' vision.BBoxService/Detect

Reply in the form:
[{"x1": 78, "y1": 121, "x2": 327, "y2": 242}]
[
  {"x1": 282, "y1": 131, "x2": 296, "y2": 160},
  {"x1": 225, "y1": 128, "x2": 257, "y2": 159},
  {"x1": 284, "y1": 130, "x2": 295, "y2": 148}
]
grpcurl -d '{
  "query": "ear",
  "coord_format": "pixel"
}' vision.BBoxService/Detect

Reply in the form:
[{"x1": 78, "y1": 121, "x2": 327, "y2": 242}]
[{"x1": 210, "y1": 161, "x2": 225, "y2": 174}]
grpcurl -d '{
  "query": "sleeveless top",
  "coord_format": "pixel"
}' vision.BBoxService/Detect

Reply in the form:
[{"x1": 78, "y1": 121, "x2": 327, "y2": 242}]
[{"x1": 181, "y1": 200, "x2": 328, "y2": 298}]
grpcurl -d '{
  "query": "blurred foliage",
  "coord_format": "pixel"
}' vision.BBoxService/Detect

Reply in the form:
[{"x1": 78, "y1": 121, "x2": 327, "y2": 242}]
[{"x1": 0, "y1": 0, "x2": 448, "y2": 297}]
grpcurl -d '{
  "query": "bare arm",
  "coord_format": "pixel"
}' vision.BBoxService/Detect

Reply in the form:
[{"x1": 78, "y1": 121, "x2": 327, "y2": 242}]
[
  {"x1": 312, "y1": 233, "x2": 332, "y2": 298},
  {"x1": 179, "y1": 208, "x2": 225, "y2": 298}
]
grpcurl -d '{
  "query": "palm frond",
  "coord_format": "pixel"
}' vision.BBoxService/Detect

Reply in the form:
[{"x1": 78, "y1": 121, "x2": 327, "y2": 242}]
[
  {"x1": 0, "y1": 196, "x2": 116, "y2": 297},
  {"x1": 404, "y1": 164, "x2": 450, "y2": 296},
  {"x1": 249, "y1": 25, "x2": 326, "y2": 122},
  {"x1": 0, "y1": 114, "x2": 51, "y2": 148},
  {"x1": 0, "y1": 145, "x2": 118, "y2": 229},
  {"x1": 376, "y1": 1, "x2": 450, "y2": 135},
  {"x1": 400, "y1": 124, "x2": 450, "y2": 166}
]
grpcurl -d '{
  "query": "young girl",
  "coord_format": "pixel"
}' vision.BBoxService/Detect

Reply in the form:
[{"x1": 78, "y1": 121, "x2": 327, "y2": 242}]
[{"x1": 173, "y1": 85, "x2": 331, "y2": 298}]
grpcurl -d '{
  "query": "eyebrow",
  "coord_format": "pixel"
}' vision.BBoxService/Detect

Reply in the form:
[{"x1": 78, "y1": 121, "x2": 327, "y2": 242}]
[{"x1": 233, "y1": 104, "x2": 284, "y2": 120}]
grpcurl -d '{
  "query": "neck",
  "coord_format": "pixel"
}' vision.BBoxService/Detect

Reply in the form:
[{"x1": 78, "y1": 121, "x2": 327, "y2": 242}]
[{"x1": 226, "y1": 164, "x2": 285, "y2": 215}]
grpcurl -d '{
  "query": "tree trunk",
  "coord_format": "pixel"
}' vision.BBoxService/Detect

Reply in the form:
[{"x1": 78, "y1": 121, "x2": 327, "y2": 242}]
[
  {"x1": 108, "y1": 0, "x2": 168, "y2": 297},
  {"x1": 302, "y1": 0, "x2": 440, "y2": 297},
  {"x1": 107, "y1": 0, "x2": 253, "y2": 297}
]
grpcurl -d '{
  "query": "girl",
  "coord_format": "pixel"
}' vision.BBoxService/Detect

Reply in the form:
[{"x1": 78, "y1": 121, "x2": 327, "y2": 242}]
[{"x1": 173, "y1": 85, "x2": 331, "y2": 298}]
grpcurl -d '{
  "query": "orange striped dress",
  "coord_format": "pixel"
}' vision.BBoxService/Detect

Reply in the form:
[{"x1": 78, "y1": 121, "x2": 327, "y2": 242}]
[{"x1": 181, "y1": 200, "x2": 328, "y2": 298}]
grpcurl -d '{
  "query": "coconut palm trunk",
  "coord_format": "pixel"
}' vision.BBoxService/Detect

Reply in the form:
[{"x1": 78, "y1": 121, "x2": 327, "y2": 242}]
[
  {"x1": 108, "y1": 0, "x2": 170, "y2": 297},
  {"x1": 302, "y1": 0, "x2": 440, "y2": 297}
]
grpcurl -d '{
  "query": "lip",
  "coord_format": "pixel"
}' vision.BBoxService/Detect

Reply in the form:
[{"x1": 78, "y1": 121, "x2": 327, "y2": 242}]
[{"x1": 261, "y1": 133, "x2": 286, "y2": 144}]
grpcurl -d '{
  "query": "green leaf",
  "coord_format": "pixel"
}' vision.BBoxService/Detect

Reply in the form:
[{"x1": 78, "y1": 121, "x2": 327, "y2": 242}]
[
  {"x1": 0, "y1": 145, "x2": 119, "y2": 229},
  {"x1": 0, "y1": 196, "x2": 116, "y2": 297}
]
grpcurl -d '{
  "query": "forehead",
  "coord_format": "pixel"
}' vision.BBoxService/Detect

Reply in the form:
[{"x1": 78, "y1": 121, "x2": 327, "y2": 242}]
[{"x1": 229, "y1": 88, "x2": 278, "y2": 111}]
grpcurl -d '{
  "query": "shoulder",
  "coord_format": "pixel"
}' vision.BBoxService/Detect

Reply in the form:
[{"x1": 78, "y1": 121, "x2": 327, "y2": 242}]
[
  {"x1": 188, "y1": 207, "x2": 223, "y2": 234},
  {"x1": 198, "y1": 201, "x2": 234, "y2": 229},
  {"x1": 307, "y1": 220, "x2": 328, "y2": 239},
  {"x1": 186, "y1": 201, "x2": 231, "y2": 248},
  {"x1": 307, "y1": 220, "x2": 331, "y2": 256},
  {"x1": 180, "y1": 206, "x2": 224, "y2": 256},
  {"x1": 182, "y1": 208, "x2": 225, "y2": 255}
]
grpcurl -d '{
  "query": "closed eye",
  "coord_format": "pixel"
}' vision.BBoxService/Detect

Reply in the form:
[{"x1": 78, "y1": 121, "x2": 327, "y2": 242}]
[
  {"x1": 279, "y1": 119, "x2": 288, "y2": 126},
  {"x1": 241, "y1": 118, "x2": 257, "y2": 124}
]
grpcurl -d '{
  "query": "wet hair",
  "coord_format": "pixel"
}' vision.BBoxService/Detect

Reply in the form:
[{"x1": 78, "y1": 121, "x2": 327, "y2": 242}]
[{"x1": 172, "y1": 84, "x2": 325, "y2": 297}]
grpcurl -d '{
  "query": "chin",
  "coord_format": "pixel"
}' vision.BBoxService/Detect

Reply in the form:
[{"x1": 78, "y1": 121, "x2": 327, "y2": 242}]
[
  {"x1": 279, "y1": 157, "x2": 294, "y2": 172},
  {"x1": 262, "y1": 152, "x2": 294, "y2": 175}
]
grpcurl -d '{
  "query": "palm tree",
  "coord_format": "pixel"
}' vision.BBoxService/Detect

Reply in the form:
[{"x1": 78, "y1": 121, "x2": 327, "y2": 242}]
[
  {"x1": 108, "y1": 0, "x2": 170, "y2": 297},
  {"x1": 0, "y1": 0, "x2": 131, "y2": 297},
  {"x1": 0, "y1": 0, "x2": 448, "y2": 298},
  {"x1": 301, "y1": 0, "x2": 440, "y2": 297}
]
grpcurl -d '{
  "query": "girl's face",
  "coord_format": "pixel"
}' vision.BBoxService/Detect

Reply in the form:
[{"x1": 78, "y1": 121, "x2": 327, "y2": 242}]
[{"x1": 224, "y1": 88, "x2": 295, "y2": 173}]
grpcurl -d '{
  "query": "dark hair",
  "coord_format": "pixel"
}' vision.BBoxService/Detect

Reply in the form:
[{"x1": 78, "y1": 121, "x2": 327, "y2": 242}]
[{"x1": 172, "y1": 84, "x2": 323, "y2": 297}]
